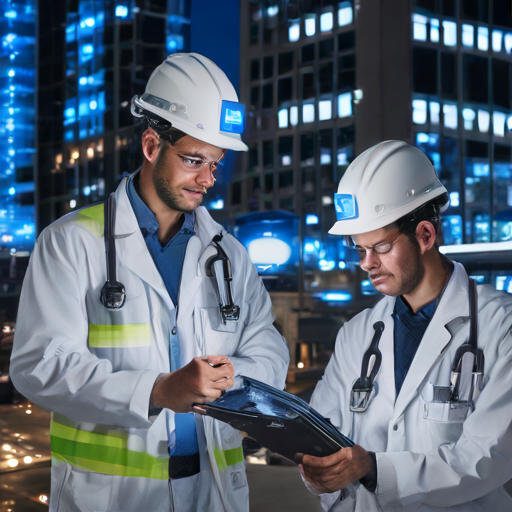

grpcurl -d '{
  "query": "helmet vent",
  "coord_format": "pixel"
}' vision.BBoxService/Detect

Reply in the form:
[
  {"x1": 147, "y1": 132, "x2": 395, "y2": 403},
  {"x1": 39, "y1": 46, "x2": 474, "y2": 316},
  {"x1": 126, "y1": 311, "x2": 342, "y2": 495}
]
[
  {"x1": 375, "y1": 205, "x2": 386, "y2": 214},
  {"x1": 406, "y1": 189, "x2": 415, "y2": 197}
]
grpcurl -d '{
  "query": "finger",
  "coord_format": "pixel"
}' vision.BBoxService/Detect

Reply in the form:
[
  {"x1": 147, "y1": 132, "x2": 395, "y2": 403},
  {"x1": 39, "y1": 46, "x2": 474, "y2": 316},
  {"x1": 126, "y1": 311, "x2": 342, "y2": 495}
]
[
  {"x1": 193, "y1": 405, "x2": 207, "y2": 415},
  {"x1": 201, "y1": 355, "x2": 232, "y2": 366},
  {"x1": 302, "y1": 451, "x2": 341, "y2": 469}
]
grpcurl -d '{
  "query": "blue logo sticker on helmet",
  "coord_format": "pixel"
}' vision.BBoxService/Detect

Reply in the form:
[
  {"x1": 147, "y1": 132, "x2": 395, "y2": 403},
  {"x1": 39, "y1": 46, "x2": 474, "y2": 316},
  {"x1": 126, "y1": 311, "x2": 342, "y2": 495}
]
[
  {"x1": 334, "y1": 194, "x2": 359, "y2": 221},
  {"x1": 220, "y1": 100, "x2": 245, "y2": 134}
]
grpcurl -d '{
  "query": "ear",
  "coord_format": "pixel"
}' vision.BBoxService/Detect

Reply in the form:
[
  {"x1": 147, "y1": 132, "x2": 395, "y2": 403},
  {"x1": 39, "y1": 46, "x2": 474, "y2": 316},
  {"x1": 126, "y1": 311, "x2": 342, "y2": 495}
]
[
  {"x1": 142, "y1": 129, "x2": 161, "y2": 163},
  {"x1": 416, "y1": 221, "x2": 437, "y2": 254}
]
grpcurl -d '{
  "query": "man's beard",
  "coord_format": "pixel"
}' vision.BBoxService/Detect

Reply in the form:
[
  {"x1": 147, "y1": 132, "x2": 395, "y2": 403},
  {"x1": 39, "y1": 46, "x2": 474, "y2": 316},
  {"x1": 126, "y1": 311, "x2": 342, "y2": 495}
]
[
  {"x1": 398, "y1": 240, "x2": 425, "y2": 296},
  {"x1": 152, "y1": 145, "x2": 203, "y2": 214}
]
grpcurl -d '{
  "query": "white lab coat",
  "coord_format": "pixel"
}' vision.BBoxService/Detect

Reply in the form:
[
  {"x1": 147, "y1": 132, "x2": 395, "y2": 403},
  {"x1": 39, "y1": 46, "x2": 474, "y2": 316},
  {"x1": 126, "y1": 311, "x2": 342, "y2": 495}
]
[
  {"x1": 309, "y1": 262, "x2": 512, "y2": 511},
  {"x1": 11, "y1": 176, "x2": 289, "y2": 512}
]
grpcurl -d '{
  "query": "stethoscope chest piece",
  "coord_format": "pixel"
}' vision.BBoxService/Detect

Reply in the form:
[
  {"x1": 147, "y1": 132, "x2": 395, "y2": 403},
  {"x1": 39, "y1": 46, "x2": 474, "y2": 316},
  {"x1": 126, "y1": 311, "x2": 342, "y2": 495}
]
[{"x1": 350, "y1": 321, "x2": 385, "y2": 413}]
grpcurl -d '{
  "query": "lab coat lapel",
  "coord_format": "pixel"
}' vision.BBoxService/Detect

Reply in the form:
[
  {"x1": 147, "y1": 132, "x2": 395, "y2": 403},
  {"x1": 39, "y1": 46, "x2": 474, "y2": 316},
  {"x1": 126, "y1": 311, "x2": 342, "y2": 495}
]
[
  {"x1": 113, "y1": 178, "x2": 173, "y2": 309},
  {"x1": 392, "y1": 263, "x2": 470, "y2": 420}
]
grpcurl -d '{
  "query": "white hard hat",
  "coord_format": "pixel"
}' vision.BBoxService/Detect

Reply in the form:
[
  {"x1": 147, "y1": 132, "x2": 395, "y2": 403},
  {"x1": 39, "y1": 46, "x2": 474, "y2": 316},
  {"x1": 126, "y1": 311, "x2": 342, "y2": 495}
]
[
  {"x1": 131, "y1": 53, "x2": 248, "y2": 152},
  {"x1": 329, "y1": 140, "x2": 448, "y2": 236}
]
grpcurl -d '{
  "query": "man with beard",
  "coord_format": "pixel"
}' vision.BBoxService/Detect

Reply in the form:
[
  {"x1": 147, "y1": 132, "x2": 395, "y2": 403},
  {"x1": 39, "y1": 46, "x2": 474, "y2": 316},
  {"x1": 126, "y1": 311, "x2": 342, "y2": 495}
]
[
  {"x1": 298, "y1": 141, "x2": 512, "y2": 511},
  {"x1": 11, "y1": 53, "x2": 289, "y2": 512}
]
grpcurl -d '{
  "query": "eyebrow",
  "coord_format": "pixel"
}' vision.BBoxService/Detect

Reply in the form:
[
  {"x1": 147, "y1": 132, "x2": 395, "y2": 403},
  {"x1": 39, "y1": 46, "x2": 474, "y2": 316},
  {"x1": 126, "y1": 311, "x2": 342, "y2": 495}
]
[
  {"x1": 353, "y1": 238, "x2": 388, "y2": 249},
  {"x1": 179, "y1": 151, "x2": 225, "y2": 162}
]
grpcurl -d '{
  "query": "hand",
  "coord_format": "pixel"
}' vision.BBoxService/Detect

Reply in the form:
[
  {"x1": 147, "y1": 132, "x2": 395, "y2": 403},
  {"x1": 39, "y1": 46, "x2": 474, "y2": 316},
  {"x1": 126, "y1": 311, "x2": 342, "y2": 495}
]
[
  {"x1": 296, "y1": 445, "x2": 373, "y2": 494},
  {"x1": 150, "y1": 355, "x2": 234, "y2": 413}
]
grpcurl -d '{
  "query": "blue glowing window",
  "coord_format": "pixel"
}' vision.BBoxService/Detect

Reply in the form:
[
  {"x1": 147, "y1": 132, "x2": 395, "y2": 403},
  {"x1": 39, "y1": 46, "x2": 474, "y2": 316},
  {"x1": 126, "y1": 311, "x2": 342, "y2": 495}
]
[
  {"x1": 220, "y1": 100, "x2": 245, "y2": 134},
  {"x1": 334, "y1": 193, "x2": 358, "y2": 221}
]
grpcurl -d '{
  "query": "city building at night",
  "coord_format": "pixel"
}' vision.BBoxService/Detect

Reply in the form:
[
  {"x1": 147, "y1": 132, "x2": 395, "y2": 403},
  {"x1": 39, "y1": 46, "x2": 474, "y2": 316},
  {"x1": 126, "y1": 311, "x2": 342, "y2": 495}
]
[{"x1": 233, "y1": 0, "x2": 512, "y2": 367}]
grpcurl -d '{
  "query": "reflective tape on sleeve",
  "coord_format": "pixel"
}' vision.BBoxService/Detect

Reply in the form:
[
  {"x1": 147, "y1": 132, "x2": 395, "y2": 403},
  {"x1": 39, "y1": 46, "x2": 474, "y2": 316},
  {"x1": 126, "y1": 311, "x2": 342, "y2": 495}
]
[
  {"x1": 214, "y1": 446, "x2": 244, "y2": 472},
  {"x1": 88, "y1": 323, "x2": 150, "y2": 348},
  {"x1": 50, "y1": 419, "x2": 168, "y2": 480}
]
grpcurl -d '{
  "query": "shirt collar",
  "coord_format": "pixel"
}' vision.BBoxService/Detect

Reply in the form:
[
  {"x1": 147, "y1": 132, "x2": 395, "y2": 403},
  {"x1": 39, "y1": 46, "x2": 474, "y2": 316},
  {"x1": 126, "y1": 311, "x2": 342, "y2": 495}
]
[
  {"x1": 126, "y1": 173, "x2": 195, "y2": 236},
  {"x1": 394, "y1": 294, "x2": 437, "y2": 321}
]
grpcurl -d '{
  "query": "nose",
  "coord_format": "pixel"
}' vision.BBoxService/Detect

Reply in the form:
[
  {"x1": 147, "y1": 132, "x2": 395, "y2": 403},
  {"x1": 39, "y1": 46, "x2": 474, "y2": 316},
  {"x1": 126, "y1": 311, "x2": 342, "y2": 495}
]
[
  {"x1": 359, "y1": 249, "x2": 380, "y2": 272},
  {"x1": 195, "y1": 164, "x2": 215, "y2": 189}
]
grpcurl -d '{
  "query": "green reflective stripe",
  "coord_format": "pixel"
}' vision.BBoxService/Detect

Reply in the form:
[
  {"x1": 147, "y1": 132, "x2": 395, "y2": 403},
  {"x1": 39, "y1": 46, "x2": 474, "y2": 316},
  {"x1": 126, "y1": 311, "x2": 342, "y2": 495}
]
[
  {"x1": 50, "y1": 421, "x2": 168, "y2": 480},
  {"x1": 214, "y1": 446, "x2": 244, "y2": 472},
  {"x1": 88, "y1": 324, "x2": 150, "y2": 348},
  {"x1": 76, "y1": 203, "x2": 104, "y2": 237}
]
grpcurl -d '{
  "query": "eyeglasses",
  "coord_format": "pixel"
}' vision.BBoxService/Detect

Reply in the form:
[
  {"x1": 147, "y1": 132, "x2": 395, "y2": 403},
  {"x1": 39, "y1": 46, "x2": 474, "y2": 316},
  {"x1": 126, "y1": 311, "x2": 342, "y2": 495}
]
[
  {"x1": 176, "y1": 151, "x2": 225, "y2": 179},
  {"x1": 354, "y1": 232, "x2": 404, "y2": 261}
]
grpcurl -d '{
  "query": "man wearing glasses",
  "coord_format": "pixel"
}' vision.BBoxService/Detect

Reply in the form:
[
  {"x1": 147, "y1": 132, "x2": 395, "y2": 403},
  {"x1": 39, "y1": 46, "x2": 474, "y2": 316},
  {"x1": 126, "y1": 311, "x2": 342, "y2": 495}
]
[
  {"x1": 298, "y1": 141, "x2": 512, "y2": 511},
  {"x1": 11, "y1": 53, "x2": 289, "y2": 512}
]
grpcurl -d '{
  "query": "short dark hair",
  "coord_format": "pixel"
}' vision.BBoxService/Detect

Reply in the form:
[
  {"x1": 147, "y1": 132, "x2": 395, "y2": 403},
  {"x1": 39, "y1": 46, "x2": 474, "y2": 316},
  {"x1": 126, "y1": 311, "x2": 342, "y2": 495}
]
[
  {"x1": 142, "y1": 110, "x2": 187, "y2": 145},
  {"x1": 394, "y1": 193, "x2": 449, "y2": 242}
]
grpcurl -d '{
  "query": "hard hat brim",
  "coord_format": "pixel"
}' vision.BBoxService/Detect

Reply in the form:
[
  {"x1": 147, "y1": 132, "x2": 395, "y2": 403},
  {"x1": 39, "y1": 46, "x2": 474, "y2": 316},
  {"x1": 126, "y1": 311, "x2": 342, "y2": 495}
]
[
  {"x1": 138, "y1": 98, "x2": 249, "y2": 152},
  {"x1": 328, "y1": 188, "x2": 449, "y2": 236}
]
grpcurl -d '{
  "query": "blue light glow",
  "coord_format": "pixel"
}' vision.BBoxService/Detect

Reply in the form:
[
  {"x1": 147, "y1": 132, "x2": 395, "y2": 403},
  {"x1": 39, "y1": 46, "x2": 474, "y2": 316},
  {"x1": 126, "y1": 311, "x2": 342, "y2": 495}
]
[
  {"x1": 248, "y1": 238, "x2": 292, "y2": 265},
  {"x1": 220, "y1": 100, "x2": 245, "y2": 134},
  {"x1": 8, "y1": 187, "x2": 15, "y2": 195},
  {"x1": 320, "y1": 12, "x2": 333, "y2": 32},
  {"x1": 338, "y1": 92, "x2": 352, "y2": 117},
  {"x1": 210, "y1": 199, "x2": 224, "y2": 210},
  {"x1": 5, "y1": 10, "x2": 17, "y2": 19},
  {"x1": 304, "y1": 242, "x2": 316, "y2": 253},
  {"x1": 338, "y1": 3, "x2": 353, "y2": 26},
  {"x1": 288, "y1": 23, "x2": 300, "y2": 42},
  {"x1": 317, "y1": 291, "x2": 352, "y2": 302},
  {"x1": 82, "y1": 44, "x2": 94, "y2": 54},
  {"x1": 306, "y1": 214, "x2": 319, "y2": 225},
  {"x1": 84, "y1": 17, "x2": 95, "y2": 27},
  {"x1": 115, "y1": 5, "x2": 129, "y2": 18},
  {"x1": 79, "y1": 77, "x2": 87, "y2": 85},
  {"x1": 319, "y1": 259, "x2": 335, "y2": 271}
]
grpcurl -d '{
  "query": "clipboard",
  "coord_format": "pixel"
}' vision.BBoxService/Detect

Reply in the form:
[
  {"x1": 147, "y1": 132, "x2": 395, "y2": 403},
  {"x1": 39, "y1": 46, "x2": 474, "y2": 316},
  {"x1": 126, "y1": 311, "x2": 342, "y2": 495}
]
[{"x1": 198, "y1": 376, "x2": 353, "y2": 462}]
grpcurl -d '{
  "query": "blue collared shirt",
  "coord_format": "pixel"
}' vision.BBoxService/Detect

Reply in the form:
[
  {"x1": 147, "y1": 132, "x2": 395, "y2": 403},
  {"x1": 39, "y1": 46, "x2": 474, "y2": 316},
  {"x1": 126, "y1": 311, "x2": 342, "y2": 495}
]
[
  {"x1": 393, "y1": 295, "x2": 437, "y2": 396},
  {"x1": 126, "y1": 174, "x2": 195, "y2": 307}
]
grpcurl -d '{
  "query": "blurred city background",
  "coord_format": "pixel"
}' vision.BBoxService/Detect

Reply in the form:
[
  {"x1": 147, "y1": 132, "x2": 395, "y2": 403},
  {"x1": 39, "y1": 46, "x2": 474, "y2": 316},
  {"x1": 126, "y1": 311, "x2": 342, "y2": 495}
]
[{"x1": 1, "y1": 0, "x2": 512, "y2": 509}]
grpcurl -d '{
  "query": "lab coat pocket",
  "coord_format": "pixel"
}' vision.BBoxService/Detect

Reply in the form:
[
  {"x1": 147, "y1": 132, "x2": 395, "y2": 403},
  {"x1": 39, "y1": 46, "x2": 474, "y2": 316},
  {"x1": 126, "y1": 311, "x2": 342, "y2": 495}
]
[
  {"x1": 194, "y1": 306, "x2": 241, "y2": 357},
  {"x1": 417, "y1": 392, "x2": 468, "y2": 450}
]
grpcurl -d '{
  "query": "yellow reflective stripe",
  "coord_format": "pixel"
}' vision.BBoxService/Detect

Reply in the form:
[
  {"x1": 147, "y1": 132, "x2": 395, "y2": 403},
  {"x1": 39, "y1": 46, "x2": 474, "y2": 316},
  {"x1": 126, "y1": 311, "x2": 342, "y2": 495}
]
[
  {"x1": 51, "y1": 421, "x2": 168, "y2": 480},
  {"x1": 88, "y1": 324, "x2": 150, "y2": 348},
  {"x1": 76, "y1": 203, "x2": 104, "y2": 237},
  {"x1": 51, "y1": 420, "x2": 126, "y2": 449},
  {"x1": 214, "y1": 446, "x2": 244, "y2": 472}
]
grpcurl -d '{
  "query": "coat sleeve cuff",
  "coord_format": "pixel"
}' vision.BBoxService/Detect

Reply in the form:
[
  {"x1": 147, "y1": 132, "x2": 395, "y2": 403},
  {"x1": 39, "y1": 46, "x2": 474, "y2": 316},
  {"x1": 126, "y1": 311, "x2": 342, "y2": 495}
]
[
  {"x1": 359, "y1": 451, "x2": 377, "y2": 492},
  {"x1": 129, "y1": 369, "x2": 162, "y2": 423},
  {"x1": 375, "y1": 453, "x2": 402, "y2": 511}
]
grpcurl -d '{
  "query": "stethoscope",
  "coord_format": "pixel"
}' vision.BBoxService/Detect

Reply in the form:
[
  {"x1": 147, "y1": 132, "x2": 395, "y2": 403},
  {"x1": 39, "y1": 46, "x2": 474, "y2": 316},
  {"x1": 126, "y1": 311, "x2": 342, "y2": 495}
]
[
  {"x1": 100, "y1": 193, "x2": 240, "y2": 324},
  {"x1": 349, "y1": 278, "x2": 484, "y2": 413}
]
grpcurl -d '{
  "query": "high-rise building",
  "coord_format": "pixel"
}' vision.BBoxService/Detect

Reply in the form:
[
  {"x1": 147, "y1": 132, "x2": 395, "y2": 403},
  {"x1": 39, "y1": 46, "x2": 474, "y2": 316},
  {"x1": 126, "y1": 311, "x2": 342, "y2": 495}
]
[
  {"x1": 37, "y1": 0, "x2": 191, "y2": 230},
  {"x1": 234, "y1": 0, "x2": 512, "y2": 368},
  {"x1": 0, "y1": 0, "x2": 37, "y2": 254}
]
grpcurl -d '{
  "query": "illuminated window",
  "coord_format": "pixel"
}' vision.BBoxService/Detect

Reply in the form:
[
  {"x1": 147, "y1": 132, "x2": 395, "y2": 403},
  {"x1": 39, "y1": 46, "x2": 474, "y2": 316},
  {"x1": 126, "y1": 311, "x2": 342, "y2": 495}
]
[
  {"x1": 443, "y1": 21, "x2": 457, "y2": 46},
  {"x1": 478, "y1": 110, "x2": 490, "y2": 132},
  {"x1": 492, "y1": 30, "x2": 503, "y2": 52},
  {"x1": 303, "y1": 103, "x2": 315, "y2": 123},
  {"x1": 289, "y1": 23, "x2": 300, "y2": 42},
  {"x1": 320, "y1": 12, "x2": 333, "y2": 32},
  {"x1": 337, "y1": 92, "x2": 352, "y2": 117},
  {"x1": 338, "y1": 1, "x2": 353, "y2": 27},
  {"x1": 412, "y1": 99, "x2": 427, "y2": 124},
  {"x1": 462, "y1": 25, "x2": 474, "y2": 47},
  {"x1": 505, "y1": 33, "x2": 512, "y2": 54},
  {"x1": 477, "y1": 27, "x2": 488, "y2": 51},
  {"x1": 462, "y1": 108, "x2": 476, "y2": 130},
  {"x1": 318, "y1": 100, "x2": 332, "y2": 121},
  {"x1": 493, "y1": 112, "x2": 506, "y2": 137},
  {"x1": 430, "y1": 19, "x2": 439, "y2": 42},
  {"x1": 430, "y1": 102, "x2": 440, "y2": 124},
  {"x1": 278, "y1": 109, "x2": 288, "y2": 128},
  {"x1": 449, "y1": 192, "x2": 460, "y2": 207},
  {"x1": 290, "y1": 106, "x2": 298, "y2": 126},
  {"x1": 305, "y1": 17, "x2": 316, "y2": 37},
  {"x1": 443, "y1": 104, "x2": 457, "y2": 129},
  {"x1": 413, "y1": 14, "x2": 427, "y2": 41}
]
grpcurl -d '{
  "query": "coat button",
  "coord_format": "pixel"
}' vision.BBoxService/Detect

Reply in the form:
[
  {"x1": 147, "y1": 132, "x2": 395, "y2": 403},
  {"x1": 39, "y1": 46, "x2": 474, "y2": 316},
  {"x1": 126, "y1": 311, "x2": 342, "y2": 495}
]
[
  {"x1": 393, "y1": 424, "x2": 398, "y2": 431},
  {"x1": 172, "y1": 328, "x2": 177, "y2": 335}
]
